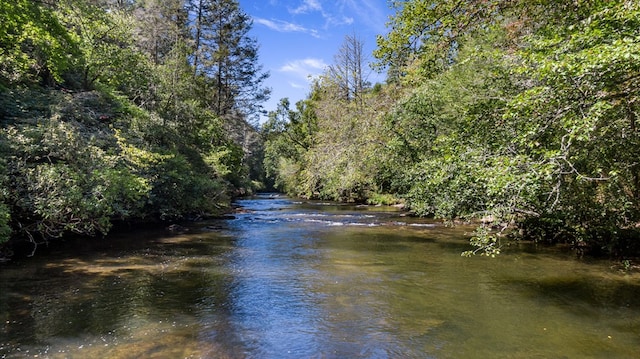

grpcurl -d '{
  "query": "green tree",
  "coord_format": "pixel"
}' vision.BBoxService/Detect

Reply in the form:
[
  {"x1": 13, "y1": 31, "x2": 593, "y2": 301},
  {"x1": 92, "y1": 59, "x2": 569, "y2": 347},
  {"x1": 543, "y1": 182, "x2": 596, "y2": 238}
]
[
  {"x1": 56, "y1": 0, "x2": 154, "y2": 94},
  {"x1": 188, "y1": 0, "x2": 270, "y2": 119},
  {"x1": 0, "y1": 0, "x2": 268, "y2": 258},
  {"x1": 372, "y1": 0, "x2": 640, "y2": 256},
  {"x1": 0, "y1": 0, "x2": 77, "y2": 86},
  {"x1": 132, "y1": 0, "x2": 187, "y2": 66},
  {"x1": 504, "y1": 0, "x2": 640, "y2": 254},
  {"x1": 262, "y1": 98, "x2": 317, "y2": 194}
]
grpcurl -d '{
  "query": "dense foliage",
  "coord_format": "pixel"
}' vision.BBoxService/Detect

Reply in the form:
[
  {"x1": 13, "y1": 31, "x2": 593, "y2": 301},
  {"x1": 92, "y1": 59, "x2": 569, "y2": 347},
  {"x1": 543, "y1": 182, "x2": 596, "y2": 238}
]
[
  {"x1": 264, "y1": 0, "x2": 640, "y2": 257},
  {"x1": 0, "y1": 0, "x2": 268, "y2": 257},
  {"x1": 3, "y1": 0, "x2": 638, "y2": 259}
]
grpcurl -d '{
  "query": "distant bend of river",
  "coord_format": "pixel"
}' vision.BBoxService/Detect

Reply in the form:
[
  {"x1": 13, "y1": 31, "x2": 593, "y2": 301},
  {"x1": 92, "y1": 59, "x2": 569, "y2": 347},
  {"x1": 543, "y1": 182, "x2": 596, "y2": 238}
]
[{"x1": 1, "y1": 194, "x2": 640, "y2": 358}]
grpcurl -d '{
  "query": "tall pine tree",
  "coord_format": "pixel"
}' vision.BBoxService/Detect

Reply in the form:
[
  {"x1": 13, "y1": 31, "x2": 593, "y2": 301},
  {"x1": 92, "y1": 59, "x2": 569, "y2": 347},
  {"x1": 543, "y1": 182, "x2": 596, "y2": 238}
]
[{"x1": 188, "y1": 0, "x2": 270, "y2": 121}]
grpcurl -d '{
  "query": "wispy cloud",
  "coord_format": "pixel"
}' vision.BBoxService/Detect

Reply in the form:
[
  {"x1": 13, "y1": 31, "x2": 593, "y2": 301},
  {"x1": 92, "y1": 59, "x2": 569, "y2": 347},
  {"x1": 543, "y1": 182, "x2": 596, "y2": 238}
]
[
  {"x1": 289, "y1": 82, "x2": 307, "y2": 89},
  {"x1": 290, "y1": 0, "x2": 322, "y2": 14},
  {"x1": 253, "y1": 17, "x2": 321, "y2": 38},
  {"x1": 279, "y1": 58, "x2": 328, "y2": 80},
  {"x1": 326, "y1": 15, "x2": 354, "y2": 28},
  {"x1": 339, "y1": 0, "x2": 389, "y2": 33},
  {"x1": 289, "y1": 0, "x2": 354, "y2": 29}
]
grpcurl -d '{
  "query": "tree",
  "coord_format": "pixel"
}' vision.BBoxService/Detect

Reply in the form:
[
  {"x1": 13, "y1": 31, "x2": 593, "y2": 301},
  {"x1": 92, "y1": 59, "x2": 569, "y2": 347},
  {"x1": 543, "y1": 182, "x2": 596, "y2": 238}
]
[
  {"x1": 371, "y1": 0, "x2": 640, "y2": 256},
  {"x1": 0, "y1": 0, "x2": 267, "y2": 258},
  {"x1": 504, "y1": 0, "x2": 640, "y2": 254},
  {"x1": 132, "y1": 0, "x2": 187, "y2": 66},
  {"x1": 188, "y1": 0, "x2": 270, "y2": 120},
  {"x1": 0, "y1": 0, "x2": 77, "y2": 86},
  {"x1": 264, "y1": 0, "x2": 640, "y2": 256},
  {"x1": 327, "y1": 33, "x2": 370, "y2": 104},
  {"x1": 373, "y1": 0, "x2": 515, "y2": 83},
  {"x1": 262, "y1": 97, "x2": 318, "y2": 194},
  {"x1": 55, "y1": 0, "x2": 154, "y2": 94}
]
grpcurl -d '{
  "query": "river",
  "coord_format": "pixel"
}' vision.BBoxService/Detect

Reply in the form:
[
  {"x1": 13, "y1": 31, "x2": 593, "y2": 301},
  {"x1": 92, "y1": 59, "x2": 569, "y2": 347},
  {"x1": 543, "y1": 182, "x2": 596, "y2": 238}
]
[{"x1": 1, "y1": 194, "x2": 639, "y2": 358}]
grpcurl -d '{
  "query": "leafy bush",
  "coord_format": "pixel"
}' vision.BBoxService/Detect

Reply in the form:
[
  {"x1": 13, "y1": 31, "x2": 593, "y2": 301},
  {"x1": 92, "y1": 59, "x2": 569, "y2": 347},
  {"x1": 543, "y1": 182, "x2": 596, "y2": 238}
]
[{"x1": 149, "y1": 151, "x2": 228, "y2": 219}]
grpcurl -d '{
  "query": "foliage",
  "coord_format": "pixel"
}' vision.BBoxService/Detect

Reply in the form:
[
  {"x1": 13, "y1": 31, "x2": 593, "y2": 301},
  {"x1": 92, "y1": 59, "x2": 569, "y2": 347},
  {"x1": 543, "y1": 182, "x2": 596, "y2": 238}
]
[
  {"x1": 147, "y1": 150, "x2": 228, "y2": 219},
  {"x1": 188, "y1": 0, "x2": 270, "y2": 120},
  {"x1": 265, "y1": 0, "x2": 640, "y2": 257},
  {"x1": 0, "y1": 0, "x2": 78, "y2": 85},
  {"x1": 374, "y1": 0, "x2": 514, "y2": 84},
  {"x1": 380, "y1": 0, "x2": 640, "y2": 255},
  {"x1": 262, "y1": 97, "x2": 316, "y2": 194},
  {"x1": 506, "y1": 0, "x2": 640, "y2": 253},
  {"x1": 0, "y1": 0, "x2": 268, "y2": 257},
  {"x1": 462, "y1": 226, "x2": 502, "y2": 258},
  {"x1": 3, "y1": 104, "x2": 149, "y2": 243},
  {"x1": 0, "y1": 137, "x2": 11, "y2": 244},
  {"x1": 55, "y1": 0, "x2": 152, "y2": 92}
]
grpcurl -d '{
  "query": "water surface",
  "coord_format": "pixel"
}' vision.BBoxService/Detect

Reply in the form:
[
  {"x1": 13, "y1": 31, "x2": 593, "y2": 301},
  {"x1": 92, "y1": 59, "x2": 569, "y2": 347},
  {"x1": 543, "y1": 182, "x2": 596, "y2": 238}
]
[{"x1": 1, "y1": 194, "x2": 639, "y2": 358}]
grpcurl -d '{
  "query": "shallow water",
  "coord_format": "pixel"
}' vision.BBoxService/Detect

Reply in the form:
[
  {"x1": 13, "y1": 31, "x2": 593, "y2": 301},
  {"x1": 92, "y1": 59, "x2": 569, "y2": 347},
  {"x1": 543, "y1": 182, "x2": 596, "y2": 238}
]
[{"x1": 1, "y1": 194, "x2": 640, "y2": 358}]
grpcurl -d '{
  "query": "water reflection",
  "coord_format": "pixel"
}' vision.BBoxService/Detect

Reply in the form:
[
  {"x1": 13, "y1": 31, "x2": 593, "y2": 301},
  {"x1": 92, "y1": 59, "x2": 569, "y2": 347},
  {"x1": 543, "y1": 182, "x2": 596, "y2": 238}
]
[{"x1": 1, "y1": 195, "x2": 640, "y2": 358}]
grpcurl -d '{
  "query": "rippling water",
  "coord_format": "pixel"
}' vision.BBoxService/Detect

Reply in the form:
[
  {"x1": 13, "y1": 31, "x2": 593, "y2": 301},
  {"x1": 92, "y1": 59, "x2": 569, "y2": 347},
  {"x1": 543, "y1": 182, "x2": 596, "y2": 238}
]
[{"x1": 1, "y1": 194, "x2": 640, "y2": 358}]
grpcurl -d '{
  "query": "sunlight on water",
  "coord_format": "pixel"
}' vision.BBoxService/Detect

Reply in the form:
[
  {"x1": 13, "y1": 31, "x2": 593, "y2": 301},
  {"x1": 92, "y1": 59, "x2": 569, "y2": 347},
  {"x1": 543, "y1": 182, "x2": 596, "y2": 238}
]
[{"x1": 1, "y1": 195, "x2": 640, "y2": 358}]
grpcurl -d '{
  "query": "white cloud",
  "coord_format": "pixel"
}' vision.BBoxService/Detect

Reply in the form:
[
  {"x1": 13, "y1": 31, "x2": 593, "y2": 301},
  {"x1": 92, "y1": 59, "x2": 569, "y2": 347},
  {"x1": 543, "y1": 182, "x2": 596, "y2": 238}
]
[
  {"x1": 329, "y1": 15, "x2": 354, "y2": 27},
  {"x1": 290, "y1": 0, "x2": 322, "y2": 14},
  {"x1": 254, "y1": 17, "x2": 321, "y2": 38},
  {"x1": 339, "y1": 0, "x2": 388, "y2": 32},
  {"x1": 289, "y1": 81, "x2": 307, "y2": 89},
  {"x1": 288, "y1": 0, "x2": 354, "y2": 29},
  {"x1": 279, "y1": 58, "x2": 328, "y2": 80}
]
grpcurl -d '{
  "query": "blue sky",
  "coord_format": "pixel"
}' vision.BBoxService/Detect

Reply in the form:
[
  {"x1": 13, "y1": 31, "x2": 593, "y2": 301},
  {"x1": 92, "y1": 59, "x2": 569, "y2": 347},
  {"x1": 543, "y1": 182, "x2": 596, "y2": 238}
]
[{"x1": 238, "y1": 0, "x2": 395, "y2": 121}]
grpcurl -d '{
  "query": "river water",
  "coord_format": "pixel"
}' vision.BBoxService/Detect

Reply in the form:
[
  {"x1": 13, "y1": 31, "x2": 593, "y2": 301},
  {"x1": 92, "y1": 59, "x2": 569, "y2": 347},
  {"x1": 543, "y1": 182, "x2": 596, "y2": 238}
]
[{"x1": 1, "y1": 194, "x2": 640, "y2": 358}]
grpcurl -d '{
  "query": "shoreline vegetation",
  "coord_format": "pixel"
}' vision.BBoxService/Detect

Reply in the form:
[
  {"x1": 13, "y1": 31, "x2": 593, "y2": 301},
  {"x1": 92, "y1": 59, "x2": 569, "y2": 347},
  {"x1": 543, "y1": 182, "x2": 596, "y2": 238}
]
[
  {"x1": 261, "y1": 0, "x2": 640, "y2": 260},
  {"x1": 0, "y1": 0, "x2": 268, "y2": 261},
  {"x1": 2, "y1": 0, "x2": 640, "y2": 262}
]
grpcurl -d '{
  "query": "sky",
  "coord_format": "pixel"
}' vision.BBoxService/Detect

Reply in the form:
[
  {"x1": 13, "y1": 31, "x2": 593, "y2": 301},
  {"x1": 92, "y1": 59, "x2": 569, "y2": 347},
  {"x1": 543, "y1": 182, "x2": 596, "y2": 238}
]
[{"x1": 238, "y1": 0, "x2": 395, "y2": 122}]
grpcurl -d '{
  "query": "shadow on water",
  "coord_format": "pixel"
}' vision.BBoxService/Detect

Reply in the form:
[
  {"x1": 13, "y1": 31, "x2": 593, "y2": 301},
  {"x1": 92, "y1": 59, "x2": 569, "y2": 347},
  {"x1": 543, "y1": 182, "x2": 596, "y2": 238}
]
[
  {"x1": 502, "y1": 271, "x2": 640, "y2": 311},
  {"x1": 0, "y1": 226, "x2": 249, "y2": 358}
]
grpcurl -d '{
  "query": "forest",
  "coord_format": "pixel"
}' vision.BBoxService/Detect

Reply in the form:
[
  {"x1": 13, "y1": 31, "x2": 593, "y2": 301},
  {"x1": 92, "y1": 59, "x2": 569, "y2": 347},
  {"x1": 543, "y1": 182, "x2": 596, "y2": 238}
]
[
  {"x1": 1, "y1": 0, "x2": 639, "y2": 259},
  {"x1": 0, "y1": 0, "x2": 269, "y2": 258},
  {"x1": 263, "y1": 0, "x2": 640, "y2": 257}
]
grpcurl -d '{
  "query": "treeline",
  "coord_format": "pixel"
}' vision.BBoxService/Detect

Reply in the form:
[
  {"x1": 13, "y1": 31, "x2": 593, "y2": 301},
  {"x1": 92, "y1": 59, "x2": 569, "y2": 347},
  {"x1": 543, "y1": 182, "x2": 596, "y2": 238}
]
[
  {"x1": 0, "y1": 0, "x2": 269, "y2": 256},
  {"x1": 263, "y1": 0, "x2": 640, "y2": 257}
]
